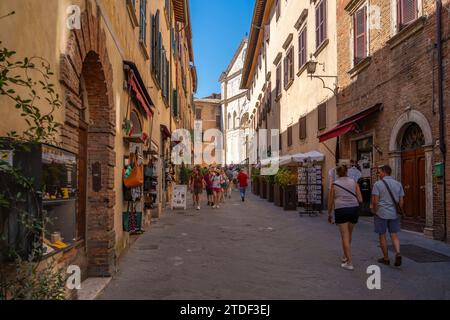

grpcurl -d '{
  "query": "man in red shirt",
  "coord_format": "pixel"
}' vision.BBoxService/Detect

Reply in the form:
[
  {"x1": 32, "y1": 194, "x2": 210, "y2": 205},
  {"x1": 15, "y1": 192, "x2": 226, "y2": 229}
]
[{"x1": 237, "y1": 169, "x2": 249, "y2": 202}]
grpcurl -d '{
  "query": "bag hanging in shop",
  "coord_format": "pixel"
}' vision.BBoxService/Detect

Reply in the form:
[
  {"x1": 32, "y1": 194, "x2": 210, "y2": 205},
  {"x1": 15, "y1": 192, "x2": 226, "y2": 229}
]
[{"x1": 123, "y1": 152, "x2": 144, "y2": 188}]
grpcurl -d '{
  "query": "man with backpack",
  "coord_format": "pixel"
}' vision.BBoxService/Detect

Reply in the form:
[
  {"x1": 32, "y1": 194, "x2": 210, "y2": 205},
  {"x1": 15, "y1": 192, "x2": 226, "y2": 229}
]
[{"x1": 372, "y1": 165, "x2": 405, "y2": 267}]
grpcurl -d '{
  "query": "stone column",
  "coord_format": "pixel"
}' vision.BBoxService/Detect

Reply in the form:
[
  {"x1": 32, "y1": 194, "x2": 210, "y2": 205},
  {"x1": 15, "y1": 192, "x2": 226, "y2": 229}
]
[
  {"x1": 423, "y1": 144, "x2": 434, "y2": 238},
  {"x1": 388, "y1": 151, "x2": 401, "y2": 181}
]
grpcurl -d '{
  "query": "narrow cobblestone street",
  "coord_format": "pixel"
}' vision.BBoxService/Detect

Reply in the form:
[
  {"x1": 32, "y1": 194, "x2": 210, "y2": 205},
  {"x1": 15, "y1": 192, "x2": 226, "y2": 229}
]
[{"x1": 99, "y1": 191, "x2": 450, "y2": 300}]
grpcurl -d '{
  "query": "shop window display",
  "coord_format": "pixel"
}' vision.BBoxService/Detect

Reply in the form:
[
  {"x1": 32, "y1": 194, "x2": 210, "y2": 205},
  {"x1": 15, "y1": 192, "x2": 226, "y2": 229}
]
[{"x1": 41, "y1": 145, "x2": 77, "y2": 255}]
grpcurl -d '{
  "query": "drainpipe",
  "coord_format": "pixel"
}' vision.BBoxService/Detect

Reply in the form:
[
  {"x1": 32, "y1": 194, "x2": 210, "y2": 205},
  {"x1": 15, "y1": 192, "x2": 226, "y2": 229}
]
[{"x1": 436, "y1": 0, "x2": 447, "y2": 241}]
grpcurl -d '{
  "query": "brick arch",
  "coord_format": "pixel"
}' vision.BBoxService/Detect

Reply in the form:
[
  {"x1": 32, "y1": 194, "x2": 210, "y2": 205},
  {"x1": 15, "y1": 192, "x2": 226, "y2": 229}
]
[{"x1": 59, "y1": 2, "x2": 116, "y2": 277}]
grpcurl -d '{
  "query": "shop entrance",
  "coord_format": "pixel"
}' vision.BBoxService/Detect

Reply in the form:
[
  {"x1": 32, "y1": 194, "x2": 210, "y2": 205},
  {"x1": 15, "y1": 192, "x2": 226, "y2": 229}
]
[
  {"x1": 400, "y1": 123, "x2": 426, "y2": 232},
  {"x1": 355, "y1": 136, "x2": 373, "y2": 214}
]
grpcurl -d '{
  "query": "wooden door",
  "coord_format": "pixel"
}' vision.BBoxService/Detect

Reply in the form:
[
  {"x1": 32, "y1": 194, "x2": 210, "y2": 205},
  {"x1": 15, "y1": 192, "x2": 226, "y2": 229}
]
[
  {"x1": 77, "y1": 122, "x2": 88, "y2": 241},
  {"x1": 401, "y1": 148, "x2": 425, "y2": 231}
]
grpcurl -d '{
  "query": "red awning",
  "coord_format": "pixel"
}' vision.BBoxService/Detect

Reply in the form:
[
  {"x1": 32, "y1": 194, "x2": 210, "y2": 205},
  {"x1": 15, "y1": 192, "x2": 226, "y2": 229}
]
[
  {"x1": 128, "y1": 70, "x2": 153, "y2": 118},
  {"x1": 319, "y1": 103, "x2": 382, "y2": 142}
]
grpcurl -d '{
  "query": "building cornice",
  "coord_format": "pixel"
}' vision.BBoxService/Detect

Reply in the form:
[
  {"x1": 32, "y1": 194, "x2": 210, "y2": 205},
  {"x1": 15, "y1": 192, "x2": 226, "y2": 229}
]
[
  {"x1": 344, "y1": 0, "x2": 366, "y2": 14},
  {"x1": 220, "y1": 91, "x2": 248, "y2": 105},
  {"x1": 294, "y1": 9, "x2": 308, "y2": 30},
  {"x1": 240, "y1": 0, "x2": 275, "y2": 89}
]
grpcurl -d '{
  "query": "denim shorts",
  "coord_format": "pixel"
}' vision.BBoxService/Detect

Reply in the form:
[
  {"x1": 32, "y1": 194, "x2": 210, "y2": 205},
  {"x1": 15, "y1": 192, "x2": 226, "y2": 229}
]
[{"x1": 374, "y1": 216, "x2": 401, "y2": 234}]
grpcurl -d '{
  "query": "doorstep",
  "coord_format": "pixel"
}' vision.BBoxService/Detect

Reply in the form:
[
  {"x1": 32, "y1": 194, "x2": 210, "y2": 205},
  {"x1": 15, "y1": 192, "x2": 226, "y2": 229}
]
[{"x1": 76, "y1": 277, "x2": 112, "y2": 300}]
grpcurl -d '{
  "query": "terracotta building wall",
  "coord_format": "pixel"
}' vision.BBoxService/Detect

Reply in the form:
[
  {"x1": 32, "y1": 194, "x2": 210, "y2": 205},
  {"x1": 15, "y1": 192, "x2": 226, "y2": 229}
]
[{"x1": 337, "y1": 0, "x2": 449, "y2": 239}]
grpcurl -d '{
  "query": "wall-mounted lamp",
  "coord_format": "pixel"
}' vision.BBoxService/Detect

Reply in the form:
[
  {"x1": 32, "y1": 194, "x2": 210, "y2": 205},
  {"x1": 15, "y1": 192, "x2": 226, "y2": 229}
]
[{"x1": 306, "y1": 57, "x2": 338, "y2": 96}]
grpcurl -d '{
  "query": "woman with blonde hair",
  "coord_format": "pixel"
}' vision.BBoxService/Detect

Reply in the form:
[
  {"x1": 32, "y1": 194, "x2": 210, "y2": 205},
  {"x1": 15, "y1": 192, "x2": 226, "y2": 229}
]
[{"x1": 328, "y1": 165, "x2": 363, "y2": 271}]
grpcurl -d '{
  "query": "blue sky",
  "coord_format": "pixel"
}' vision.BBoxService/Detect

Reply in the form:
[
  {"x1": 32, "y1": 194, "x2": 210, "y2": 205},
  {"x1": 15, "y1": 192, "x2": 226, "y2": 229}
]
[{"x1": 190, "y1": 0, "x2": 254, "y2": 98}]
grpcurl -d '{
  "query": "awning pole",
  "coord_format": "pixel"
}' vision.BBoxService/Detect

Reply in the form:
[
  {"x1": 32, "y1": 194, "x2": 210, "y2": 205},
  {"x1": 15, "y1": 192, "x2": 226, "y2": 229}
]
[{"x1": 320, "y1": 140, "x2": 336, "y2": 163}]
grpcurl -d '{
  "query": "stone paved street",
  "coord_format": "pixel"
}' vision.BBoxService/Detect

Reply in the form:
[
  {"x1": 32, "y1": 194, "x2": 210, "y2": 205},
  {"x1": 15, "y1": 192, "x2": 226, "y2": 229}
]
[{"x1": 99, "y1": 191, "x2": 450, "y2": 300}]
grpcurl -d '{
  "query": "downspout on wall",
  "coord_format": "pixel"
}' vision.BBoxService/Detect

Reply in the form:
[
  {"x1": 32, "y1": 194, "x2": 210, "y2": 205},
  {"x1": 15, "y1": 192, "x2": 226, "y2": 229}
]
[{"x1": 436, "y1": 0, "x2": 447, "y2": 241}]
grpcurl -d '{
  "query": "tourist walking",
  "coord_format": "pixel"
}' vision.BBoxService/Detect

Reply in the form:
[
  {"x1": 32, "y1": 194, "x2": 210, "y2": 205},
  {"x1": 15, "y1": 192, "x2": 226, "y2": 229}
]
[
  {"x1": 220, "y1": 169, "x2": 228, "y2": 203},
  {"x1": 212, "y1": 169, "x2": 222, "y2": 208},
  {"x1": 190, "y1": 166, "x2": 205, "y2": 210},
  {"x1": 237, "y1": 169, "x2": 248, "y2": 202},
  {"x1": 225, "y1": 166, "x2": 234, "y2": 198},
  {"x1": 327, "y1": 165, "x2": 363, "y2": 271},
  {"x1": 204, "y1": 168, "x2": 214, "y2": 207},
  {"x1": 372, "y1": 165, "x2": 404, "y2": 267}
]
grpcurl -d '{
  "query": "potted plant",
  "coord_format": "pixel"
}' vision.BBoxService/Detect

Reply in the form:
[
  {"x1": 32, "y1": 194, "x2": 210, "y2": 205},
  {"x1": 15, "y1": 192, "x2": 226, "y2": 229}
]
[
  {"x1": 260, "y1": 175, "x2": 267, "y2": 199},
  {"x1": 275, "y1": 168, "x2": 298, "y2": 210},
  {"x1": 266, "y1": 174, "x2": 275, "y2": 202},
  {"x1": 273, "y1": 169, "x2": 284, "y2": 207},
  {"x1": 251, "y1": 167, "x2": 260, "y2": 196}
]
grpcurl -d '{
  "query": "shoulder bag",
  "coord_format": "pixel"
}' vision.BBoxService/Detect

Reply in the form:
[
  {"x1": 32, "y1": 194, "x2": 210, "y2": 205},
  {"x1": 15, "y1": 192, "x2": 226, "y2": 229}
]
[{"x1": 381, "y1": 179, "x2": 404, "y2": 216}]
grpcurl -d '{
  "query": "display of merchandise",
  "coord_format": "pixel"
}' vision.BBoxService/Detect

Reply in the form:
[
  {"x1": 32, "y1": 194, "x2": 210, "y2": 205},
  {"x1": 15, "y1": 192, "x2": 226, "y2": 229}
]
[
  {"x1": 298, "y1": 164, "x2": 323, "y2": 215},
  {"x1": 143, "y1": 163, "x2": 158, "y2": 209}
]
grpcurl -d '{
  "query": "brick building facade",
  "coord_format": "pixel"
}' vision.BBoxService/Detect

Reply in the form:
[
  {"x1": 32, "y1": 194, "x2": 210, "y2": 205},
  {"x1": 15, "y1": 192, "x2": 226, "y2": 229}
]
[
  {"x1": 0, "y1": 0, "x2": 196, "y2": 295},
  {"x1": 325, "y1": 0, "x2": 450, "y2": 240}
]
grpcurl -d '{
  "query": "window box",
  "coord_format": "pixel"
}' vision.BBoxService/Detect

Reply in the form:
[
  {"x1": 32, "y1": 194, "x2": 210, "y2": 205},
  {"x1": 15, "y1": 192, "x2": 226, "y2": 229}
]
[
  {"x1": 348, "y1": 56, "x2": 372, "y2": 78},
  {"x1": 387, "y1": 15, "x2": 426, "y2": 49}
]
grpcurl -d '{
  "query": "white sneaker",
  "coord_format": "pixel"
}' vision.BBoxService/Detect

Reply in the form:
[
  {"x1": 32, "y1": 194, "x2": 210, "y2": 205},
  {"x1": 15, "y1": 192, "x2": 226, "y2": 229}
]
[
  {"x1": 216, "y1": 205, "x2": 220, "y2": 209},
  {"x1": 196, "y1": 206, "x2": 200, "y2": 210},
  {"x1": 341, "y1": 262, "x2": 354, "y2": 271}
]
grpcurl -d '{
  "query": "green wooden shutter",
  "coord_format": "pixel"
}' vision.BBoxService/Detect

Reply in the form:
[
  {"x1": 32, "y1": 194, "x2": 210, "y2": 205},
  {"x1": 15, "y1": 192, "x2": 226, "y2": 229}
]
[{"x1": 172, "y1": 89, "x2": 178, "y2": 117}]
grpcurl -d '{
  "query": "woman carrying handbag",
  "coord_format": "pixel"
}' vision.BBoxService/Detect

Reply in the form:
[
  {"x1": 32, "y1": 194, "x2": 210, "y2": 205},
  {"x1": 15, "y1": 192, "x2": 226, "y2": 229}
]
[{"x1": 327, "y1": 165, "x2": 363, "y2": 271}]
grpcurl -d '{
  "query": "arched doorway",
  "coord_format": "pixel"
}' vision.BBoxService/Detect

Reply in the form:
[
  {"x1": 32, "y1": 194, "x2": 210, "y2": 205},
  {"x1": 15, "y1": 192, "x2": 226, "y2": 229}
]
[
  {"x1": 400, "y1": 123, "x2": 426, "y2": 231},
  {"x1": 60, "y1": 3, "x2": 116, "y2": 277}
]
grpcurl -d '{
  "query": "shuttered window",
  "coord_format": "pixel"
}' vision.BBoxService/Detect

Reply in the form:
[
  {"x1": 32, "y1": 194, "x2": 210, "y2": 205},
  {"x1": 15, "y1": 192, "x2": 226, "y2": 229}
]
[
  {"x1": 195, "y1": 108, "x2": 202, "y2": 120},
  {"x1": 284, "y1": 47, "x2": 294, "y2": 90},
  {"x1": 298, "y1": 27, "x2": 307, "y2": 69},
  {"x1": 318, "y1": 103, "x2": 327, "y2": 131},
  {"x1": 172, "y1": 89, "x2": 178, "y2": 117},
  {"x1": 276, "y1": 0, "x2": 281, "y2": 21},
  {"x1": 265, "y1": 24, "x2": 270, "y2": 43},
  {"x1": 287, "y1": 126, "x2": 293, "y2": 147},
  {"x1": 397, "y1": 0, "x2": 417, "y2": 30},
  {"x1": 299, "y1": 116, "x2": 307, "y2": 140},
  {"x1": 151, "y1": 11, "x2": 160, "y2": 75},
  {"x1": 276, "y1": 63, "x2": 282, "y2": 98},
  {"x1": 353, "y1": 6, "x2": 367, "y2": 65},
  {"x1": 139, "y1": 0, "x2": 147, "y2": 45},
  {"x1": 315, "y1": 0, "x2": 327, "y2": 48}
]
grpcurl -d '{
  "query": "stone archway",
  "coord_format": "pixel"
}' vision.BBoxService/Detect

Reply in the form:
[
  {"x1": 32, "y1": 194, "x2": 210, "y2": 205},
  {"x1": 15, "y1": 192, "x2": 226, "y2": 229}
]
[
  {"x1": 59, "y1": 2, "x2": 116, "y2": 276},
  {"x1": 388, "y1": 110, "x2": 434, "y2": 237}
]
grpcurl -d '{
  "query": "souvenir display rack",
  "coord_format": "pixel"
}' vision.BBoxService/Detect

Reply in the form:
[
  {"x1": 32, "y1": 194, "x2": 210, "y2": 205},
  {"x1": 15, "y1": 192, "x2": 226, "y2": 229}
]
[{"x1": 298, "y1": 162, "x2": 323, "y2": 216}]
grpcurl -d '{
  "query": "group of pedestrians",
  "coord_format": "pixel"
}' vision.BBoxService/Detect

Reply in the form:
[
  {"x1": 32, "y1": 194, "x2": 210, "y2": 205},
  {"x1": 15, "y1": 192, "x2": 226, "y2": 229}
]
[
  {"x1": 189, "y1": 165, "x2": 249, "y2": 210},
  {"x1": 328, "y1": 164, "x2": 405, "y2": 271}
]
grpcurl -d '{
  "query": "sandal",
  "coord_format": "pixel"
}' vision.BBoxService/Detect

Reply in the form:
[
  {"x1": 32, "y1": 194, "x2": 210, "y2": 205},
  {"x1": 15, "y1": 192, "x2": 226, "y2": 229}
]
[{"x1": 377, "y1": 258, "x2": 390, "y2": 265}]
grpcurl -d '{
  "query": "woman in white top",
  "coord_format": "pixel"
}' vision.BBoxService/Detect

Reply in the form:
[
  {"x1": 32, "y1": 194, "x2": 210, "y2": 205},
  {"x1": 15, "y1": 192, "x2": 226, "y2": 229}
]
[{"x1": 327, "y1": 165, "x2": 363, "y2": 271}]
